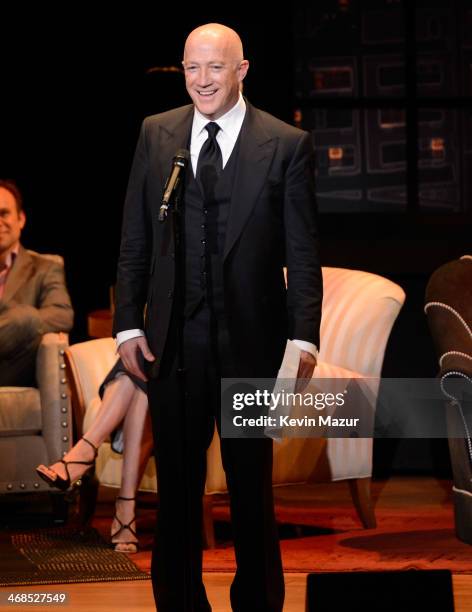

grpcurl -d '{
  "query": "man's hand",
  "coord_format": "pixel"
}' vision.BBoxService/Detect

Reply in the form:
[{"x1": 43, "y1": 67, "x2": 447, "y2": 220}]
[
  {"x1": 295, "y1": 349, "x2": 317, "y2": 393},
  {"x1": 118, "y1": 336, "x2": 156, "y2": 382}
]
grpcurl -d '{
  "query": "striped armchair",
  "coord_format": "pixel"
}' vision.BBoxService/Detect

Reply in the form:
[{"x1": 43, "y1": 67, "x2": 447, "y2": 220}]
[{"x1": 318, "y1": 267, "x2": 406, "y2": 481}]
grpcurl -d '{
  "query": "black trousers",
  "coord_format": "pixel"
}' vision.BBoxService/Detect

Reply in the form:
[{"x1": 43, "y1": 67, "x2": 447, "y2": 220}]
[
  {"x1": 0, "y1": 302, "x2": 42, "y2": 386},
  {"x1": 147, "y1": 304, "x2": 284, "y2": 612}
]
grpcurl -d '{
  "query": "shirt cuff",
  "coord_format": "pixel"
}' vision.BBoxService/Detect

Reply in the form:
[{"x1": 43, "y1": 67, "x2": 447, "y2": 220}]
[
  {"x1": 293, "y1": 339, "x2": 318, "y2": 359},
  {"x1": 115, "y1": 329, "x2": 145, "y2": 352}
]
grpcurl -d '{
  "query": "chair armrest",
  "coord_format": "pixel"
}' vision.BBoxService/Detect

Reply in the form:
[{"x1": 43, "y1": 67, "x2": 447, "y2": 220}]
[{"x1": 36, "y1": 332, "x2": 72, "y2": 464}]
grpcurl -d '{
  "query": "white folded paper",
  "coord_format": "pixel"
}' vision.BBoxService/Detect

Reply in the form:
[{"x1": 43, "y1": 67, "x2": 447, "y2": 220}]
[{"x1": 264, "y1": 339, "x2": 302, "y2": 441}]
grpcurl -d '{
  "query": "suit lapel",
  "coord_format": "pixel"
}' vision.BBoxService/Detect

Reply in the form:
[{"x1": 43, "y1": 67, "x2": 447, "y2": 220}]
[
  {"x1": 224, "y1": 103, "x2": 277, "y2": 261},
  {"x1": 157, "y1": 106, "x2": 194, "y2": 195},
  {"x1": 3, "y1": 245, "x2": 34, "y2": 302}
]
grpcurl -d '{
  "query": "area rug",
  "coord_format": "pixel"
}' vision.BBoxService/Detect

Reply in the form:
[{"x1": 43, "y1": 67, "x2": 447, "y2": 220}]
[
  {"x1": 92, "y1": 478, "x2": 472, "y2": 576},
  {"x1": 202, "y1": 507, "x2": 472, "y2": 574},
  {"x1": 201, "y1": 481, "x2": 472, "y2": 574},
  {"x1": 0, "y1": 527, "x2": 150, "y2": 587}
]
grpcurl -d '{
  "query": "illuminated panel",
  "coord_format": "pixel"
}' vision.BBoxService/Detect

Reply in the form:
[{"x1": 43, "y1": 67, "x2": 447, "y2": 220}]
[
  {"x1": 312, "y1": 66, "x2": 353, "y2": 94},
  {"x1": 365, "y1": 108, "x2": 406, "y2": 173},
  {"x1": 316, "y1": 145, "x2": 357, "y2": 174},
  {"x1": 329, "y1": 146, "x2": 355, "y2": 171},
  {"x1": 381, "y1": 142, "x2": 406, "y2": 167},
  {"x1": 416, "y1": 54, "x2": 457, "y2": 97},
  {"x1": 418, "y1": 108, "x2": 460, "y2": 211},
  {"x1": 305, "y1": 56, "x2": 357, "y2": 97},
  {"x1": 416, "y1": 3, "x2": 458, "y2": 97},
  {"x1": 299, "y1": 107, "x2": 364, "y2": 210},
  {"x1": 329, "y1": 147, "x2": 344, "y2": 160},
  {"x1": 418, "y1": 137, "x2": 446, "y2": 163},
  {"x1": 431, "y1": 138, "x2": 445, "y2": 158},
  {"x1": 379, "y1": 109, "x2": 405, "y2": 129},
  {"x1": 293, "y1": 6, "x2": 359, "y2": 99},
  {"x1": 364, "y1": 55, "x2": 405, "y2": 97},
  {"x1": 302, "y1": 108, "x2": 360, "y2": 177}
]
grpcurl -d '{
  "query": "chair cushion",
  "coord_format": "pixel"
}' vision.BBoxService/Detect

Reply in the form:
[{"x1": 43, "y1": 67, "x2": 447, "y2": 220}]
[{"x1": 0, "y1": 387, "x2": 41, "y2": 436}]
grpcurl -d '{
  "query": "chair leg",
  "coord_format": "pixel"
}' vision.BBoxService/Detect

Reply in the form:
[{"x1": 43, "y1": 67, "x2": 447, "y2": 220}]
[
  {"x1": 78, "y1": 473, "x2": 100, "y2": 527},
  {"x1": 347, "y1": 477, "x2": 376, "y2": 528},
  {"x1": 49, "y1": 493, "x2": 69, "y2": 525},
  {"x1": 202, "y1": 493, "x2": 215, "y2": 549},
  {"x1": 446, "y1": 402, "x2": 472, "y2": 544}
]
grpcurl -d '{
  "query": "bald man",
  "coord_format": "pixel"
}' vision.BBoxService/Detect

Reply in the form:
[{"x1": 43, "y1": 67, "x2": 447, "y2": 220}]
[{"x1": 114, "y1": 24, "x2": 322, "y2": 612}]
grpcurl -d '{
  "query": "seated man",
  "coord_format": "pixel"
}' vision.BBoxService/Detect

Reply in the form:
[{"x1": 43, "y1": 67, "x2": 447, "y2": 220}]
[{"x1": 0, "y1": 179, "x2": 74, "y2": 386}]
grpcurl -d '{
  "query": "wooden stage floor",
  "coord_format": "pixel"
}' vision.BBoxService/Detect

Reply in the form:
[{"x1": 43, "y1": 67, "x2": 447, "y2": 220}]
[{"x1": 1, "y1": 476, "x2": 471, "y2": 611}]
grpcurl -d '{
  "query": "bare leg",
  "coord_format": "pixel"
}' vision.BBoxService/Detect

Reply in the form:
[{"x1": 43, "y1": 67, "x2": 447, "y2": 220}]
[
  {"x1": 111, "y1": 387, "x2": 154, "y2": 552},
  {"x1": 37, "y1": 375, "x2": 137, "y2": 483}
]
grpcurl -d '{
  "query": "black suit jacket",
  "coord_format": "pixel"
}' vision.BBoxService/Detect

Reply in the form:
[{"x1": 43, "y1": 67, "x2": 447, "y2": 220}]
[{"x1": 113, "y1": 100, "x2": 322, "y2": 378}]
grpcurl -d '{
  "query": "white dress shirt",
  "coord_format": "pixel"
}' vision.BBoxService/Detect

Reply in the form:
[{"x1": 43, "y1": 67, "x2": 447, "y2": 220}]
[
  {"x1": 116, "y1": 94, "x2": 318, "y2": 360},
  {"x1": 189, "y1": 93, "x2": 247, "y2": 175}
]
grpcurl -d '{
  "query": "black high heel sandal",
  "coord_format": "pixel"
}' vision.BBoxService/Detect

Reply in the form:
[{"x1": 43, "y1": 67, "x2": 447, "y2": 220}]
[
  {"x1": 111, "y1": 496, "x2": 138, "y2": 553},
  {"x1": 35, "y1": 436, "x2": 98, "y2": 491}
]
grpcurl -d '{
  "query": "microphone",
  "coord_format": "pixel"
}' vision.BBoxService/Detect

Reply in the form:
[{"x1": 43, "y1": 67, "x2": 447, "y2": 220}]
[{"x1": 159, "y1": 149, "x2": 190, "y2": 222}]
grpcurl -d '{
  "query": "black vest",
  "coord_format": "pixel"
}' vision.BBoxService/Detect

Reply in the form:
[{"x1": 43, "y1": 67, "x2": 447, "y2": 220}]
[{"x1": 184, "y1": 135, "x2": 241, "y2": 318}]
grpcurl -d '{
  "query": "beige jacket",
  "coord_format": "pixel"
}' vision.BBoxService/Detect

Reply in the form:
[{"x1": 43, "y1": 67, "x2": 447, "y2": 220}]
[{"x1": 1, "y1": 245, "x2": 74, "y2": 333}]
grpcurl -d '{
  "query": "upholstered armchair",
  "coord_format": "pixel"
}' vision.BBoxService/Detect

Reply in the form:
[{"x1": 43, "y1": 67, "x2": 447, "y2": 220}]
[
  {"x1": 0, "y1": 332, "x2": 72, "y2": 498},
  {"x1": 65, "y1": 266, "x2": 405, "y2": 546},
  {"x1": 425, "y1": 255, "x2": 472, "y2": 544}
]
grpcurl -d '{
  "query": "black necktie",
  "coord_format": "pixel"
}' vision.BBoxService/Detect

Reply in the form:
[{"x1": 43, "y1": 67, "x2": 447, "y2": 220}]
[{"x1": 196, "y1": 122, "x2": 222, "y2": 198}]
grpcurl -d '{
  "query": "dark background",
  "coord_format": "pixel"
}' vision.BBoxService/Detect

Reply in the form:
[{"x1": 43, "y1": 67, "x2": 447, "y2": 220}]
[{"x1": 1, "y1": 2, "x2": 470, "y2": 475}]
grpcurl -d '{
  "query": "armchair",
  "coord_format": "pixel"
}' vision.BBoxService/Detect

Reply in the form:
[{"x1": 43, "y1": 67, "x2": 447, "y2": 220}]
[
  {"x1": 0, "y1": 332, "x2": 72, "y2": 497},
  {"x1": 425, "y1": 255, "x2": 472, "y2": 544}
]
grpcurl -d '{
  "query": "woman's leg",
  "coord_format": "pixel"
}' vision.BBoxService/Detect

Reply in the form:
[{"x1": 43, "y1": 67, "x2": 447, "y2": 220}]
[
  {"x1": 111, "y1": 386, "x2": 154, "y2": 550},
  {"x1": 111, "y1": 387, "x2": 153, "y2": 552},
  {"x1": 37, "y1": 375, "x2": 137, "y2": 483}
]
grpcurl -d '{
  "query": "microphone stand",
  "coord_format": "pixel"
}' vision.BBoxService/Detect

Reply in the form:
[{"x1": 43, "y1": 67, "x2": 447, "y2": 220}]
[{"x1": 166, "y1": 171, "x2": 195, "y2": 610}]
